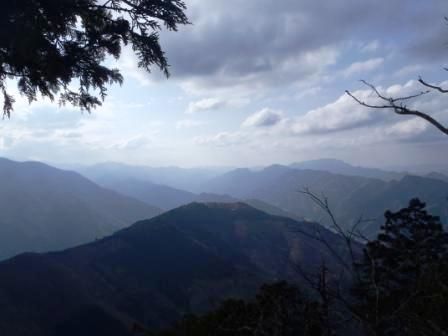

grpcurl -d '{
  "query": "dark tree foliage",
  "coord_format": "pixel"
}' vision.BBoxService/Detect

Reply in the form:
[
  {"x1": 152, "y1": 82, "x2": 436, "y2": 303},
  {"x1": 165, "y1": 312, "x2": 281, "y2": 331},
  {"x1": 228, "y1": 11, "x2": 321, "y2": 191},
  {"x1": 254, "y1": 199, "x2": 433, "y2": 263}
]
[
  {"x1": 353, "y1": 199, "x2": 448, "y2": 336},
  {"x1": 140, "y1": 199, "x2": 448, "y2": 336},
  {"x1": 154, "y1": 282, "x2": 324, "y2": 336},
  {"x1": 0, "y1": 0, "x2": 189, "y2": 117}
]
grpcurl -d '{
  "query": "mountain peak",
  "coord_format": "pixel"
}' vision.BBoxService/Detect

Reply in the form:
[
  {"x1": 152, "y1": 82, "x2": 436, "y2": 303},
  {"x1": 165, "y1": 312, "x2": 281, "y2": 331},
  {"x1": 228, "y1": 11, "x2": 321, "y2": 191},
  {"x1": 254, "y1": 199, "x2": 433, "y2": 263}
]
[
  {"x1": 0, "y1": 196, "x2": 344, "y2": 336},
  {"x1": 196, "y1": 201, "x2": 254, "y2": 211},
  {"x1": 290, "y1": 158, "x2": 402, "y2": 181},
  {"x1": 163, "y1": 201, "x2": 267, "y2": 217}
]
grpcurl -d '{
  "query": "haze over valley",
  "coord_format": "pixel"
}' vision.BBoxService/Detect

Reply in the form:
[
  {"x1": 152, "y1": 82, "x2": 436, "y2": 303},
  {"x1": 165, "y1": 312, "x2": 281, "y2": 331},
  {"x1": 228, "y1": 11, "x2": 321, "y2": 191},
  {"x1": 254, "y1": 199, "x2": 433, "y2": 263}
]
[{"x1": 0, "y1": 156, "x2": 447, "y2": 261}]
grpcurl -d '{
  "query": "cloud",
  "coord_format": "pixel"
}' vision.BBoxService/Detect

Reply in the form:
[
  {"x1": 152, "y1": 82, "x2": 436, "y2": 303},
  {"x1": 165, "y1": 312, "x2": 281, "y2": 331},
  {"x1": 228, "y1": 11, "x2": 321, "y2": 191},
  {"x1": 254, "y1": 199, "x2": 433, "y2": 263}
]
[
  {"x1": 180, "y1": 46, "x2": 338, "y2": 98},
  {"x1": 242, "y1": 108, "x2": 284, "y2": 128},
  {"x1": 112, "y1": 135, "x2": 153, "y2": 150},
  {"x1": 405, "y1": 18, "x2": 448, "y2": 62},
  {"x1": 361, "y1": 40, "x2": 380, "y2": 53},
  {"x1": 291, "y1": 79, "x2": 448, "y2": 137},
  {"x1": 116, "y1": 48, "x2": 152, "y2": 86},
  {"x1": 61, "y1": 132, "x2": 83, "y2": 139},
  {"x1": 176, "y1": 119, "x2": 206, "y2": 129},
  {"x1": 186, "y1": 98, "x2": 227, "y2": 114},
  {"x1": 392, "y1": 64, "x2": 426, "y2": 78},
  {"x1": 383, "y1": 118, "x2": 429, "y2": 140},
  {"x1": 291, "y1": 92, "x2": 384, "y2": 135},
  {"x1": 194, "y1": 79, "x2": 448, "y2": 153},
  {"x1": 194, "y1": 132, "x2": 248, "y2": 147},
  {"x1": 343, "y1": 58, "x2": 384, "y2": 77},
  {"x1": 3, "y1": 0, "x2": 448, "y2": 168},
  {"x1": 153, "y1": 0, "x2": 447, "y2": 97}
]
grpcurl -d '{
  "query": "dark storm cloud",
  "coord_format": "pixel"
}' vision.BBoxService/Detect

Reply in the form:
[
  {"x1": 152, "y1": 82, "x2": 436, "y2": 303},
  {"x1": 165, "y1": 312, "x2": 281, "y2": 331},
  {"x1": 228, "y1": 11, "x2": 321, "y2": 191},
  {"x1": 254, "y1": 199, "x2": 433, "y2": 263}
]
[
  {"x1": 406, "y1": 24, "x2": 448, "y2": 63},
  {"x1": 159, "y1": 0, "x2": 448, "y2": 91}
]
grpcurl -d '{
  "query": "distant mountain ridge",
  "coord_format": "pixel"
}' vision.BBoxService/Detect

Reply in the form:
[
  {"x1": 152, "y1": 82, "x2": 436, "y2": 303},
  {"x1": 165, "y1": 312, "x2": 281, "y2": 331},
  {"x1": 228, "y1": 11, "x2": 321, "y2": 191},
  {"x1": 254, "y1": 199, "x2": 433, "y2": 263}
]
[
  {"x1": 202, "y1": 165, "x2": 448, "y2": 237},
  {"x1": 289, "y1": 158, "x2": 404, "y2": 181},
  {"x1": 92, "y1": 177, "x2": 197, "y2": 210},
  {"x1": 0, "y1": 202, "x2": 345, "y2": 336},
  {"x1": 426, "y1": 172, "x2": 448, "y2": 183},
  {"x1": 0, "y1": 158, "x2": 163, "y2": 259},
  {"x1": 80, "y1": 169, "x2": 304, "y2": 221},
  {"x1": 66, "y1": 158, "x2": 448, "y2": 238},
  {"x1": 76, "y1": 162, "x2": 231, "y2": 192}
]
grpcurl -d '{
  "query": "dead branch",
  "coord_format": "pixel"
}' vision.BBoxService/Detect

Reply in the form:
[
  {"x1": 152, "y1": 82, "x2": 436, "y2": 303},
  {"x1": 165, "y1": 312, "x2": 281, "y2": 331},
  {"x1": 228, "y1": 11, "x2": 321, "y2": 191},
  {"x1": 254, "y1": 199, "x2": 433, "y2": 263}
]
[{"x1": 346, "y1": 80, "x2": 448, "y2": 136}]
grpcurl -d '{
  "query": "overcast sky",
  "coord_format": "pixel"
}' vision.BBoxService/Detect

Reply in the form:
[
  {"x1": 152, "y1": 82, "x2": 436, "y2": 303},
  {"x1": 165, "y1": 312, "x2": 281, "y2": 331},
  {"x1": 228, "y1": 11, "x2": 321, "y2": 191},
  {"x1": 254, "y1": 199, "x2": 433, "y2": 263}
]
[{"x1": 1, "y1": 0, "x2": 448, "y2": 168}]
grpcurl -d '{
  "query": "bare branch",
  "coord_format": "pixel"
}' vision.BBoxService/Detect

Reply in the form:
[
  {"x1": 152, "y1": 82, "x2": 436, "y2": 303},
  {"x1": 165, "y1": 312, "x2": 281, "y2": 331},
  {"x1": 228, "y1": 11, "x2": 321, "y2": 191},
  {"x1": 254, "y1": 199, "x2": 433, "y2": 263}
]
[
  {"x1": 299, "y1": 188, "x2": 363, "y2": 271},
  {"x1": 346, "y1": 81, "x2": 448, "y2": 136},
  {"x1": 418, "y1": 77, "x2": 448, "y2": 93}
]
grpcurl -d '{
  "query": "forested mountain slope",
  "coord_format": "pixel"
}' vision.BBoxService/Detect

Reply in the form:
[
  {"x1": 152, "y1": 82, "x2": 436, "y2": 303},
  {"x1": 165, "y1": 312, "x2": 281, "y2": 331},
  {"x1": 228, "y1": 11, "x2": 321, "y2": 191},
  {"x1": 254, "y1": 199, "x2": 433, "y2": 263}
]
[{"x1": 0, "y1": 203, "x2": 345, "y2": 336}]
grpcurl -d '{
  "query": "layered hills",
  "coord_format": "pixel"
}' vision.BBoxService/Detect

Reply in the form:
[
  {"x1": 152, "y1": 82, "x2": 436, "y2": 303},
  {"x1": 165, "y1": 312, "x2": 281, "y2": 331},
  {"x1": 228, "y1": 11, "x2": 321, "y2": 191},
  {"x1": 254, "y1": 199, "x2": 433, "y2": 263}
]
[
  {"x1": 201, "y1": 165, "x2": 448, "y2": 237},
  {"x1": 0, "y1": 203, "x2": 344, "y2": 336},
  {"x1": 75, "y1": 159, "x2": 448, "y2": 238}
]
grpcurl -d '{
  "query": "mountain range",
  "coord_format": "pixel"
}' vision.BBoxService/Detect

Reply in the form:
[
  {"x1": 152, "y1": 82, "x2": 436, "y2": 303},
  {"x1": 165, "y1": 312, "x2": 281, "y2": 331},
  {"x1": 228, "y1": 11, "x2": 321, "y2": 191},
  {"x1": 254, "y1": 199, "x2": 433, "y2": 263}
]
[
  {"x1": 0, "y1": 156, "x2": 446, "y2": 335},
  {"x1": 0, "y1": 158, "x2": 162, "y2": 260},
  {"x1": 81, "y1": 170, "x2": 304, "y2": 221},
  {"x1": 200, "y1": 165, "x2": 448, "y2": 237},
  {"x1": 289, "y1": 158, "x2": 405, "y2": 181},
  {"x1": 75, "y1": 162, "x2": 230, "y2": 193},
  {"x1": 426, "y1": 171, "x2": 448, "y2": 183},
  {"x1": 0, "y1": 156, "x2": 446, "y2": 260},
  {"x1": 0, "y1": 203, "x2": 346, "y2": 336},
  {"x1": 74, "y1": 159, "x2": 448, "y2": 238}
]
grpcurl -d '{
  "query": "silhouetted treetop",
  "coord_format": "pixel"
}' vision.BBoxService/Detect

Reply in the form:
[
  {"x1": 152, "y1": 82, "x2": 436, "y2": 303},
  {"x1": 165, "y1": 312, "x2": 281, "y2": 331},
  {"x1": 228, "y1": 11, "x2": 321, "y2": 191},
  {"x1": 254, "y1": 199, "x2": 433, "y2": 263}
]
[
  {"x1": 354, "y1": 198, "x2": 448, "y2": 335},
  {"x1": 155, "y1": 282, "x2": 325, "y2": 336},
  {"x1": 0, "y1": 0, "x2": 189, "y2": 117}
]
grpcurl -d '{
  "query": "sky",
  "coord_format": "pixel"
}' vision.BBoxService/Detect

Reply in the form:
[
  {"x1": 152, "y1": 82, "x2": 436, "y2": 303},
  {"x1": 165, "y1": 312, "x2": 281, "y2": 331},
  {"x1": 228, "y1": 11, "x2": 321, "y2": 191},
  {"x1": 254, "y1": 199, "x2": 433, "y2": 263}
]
[{"x1": 1, "y1": 0, "x2": 448, "y2": 168}]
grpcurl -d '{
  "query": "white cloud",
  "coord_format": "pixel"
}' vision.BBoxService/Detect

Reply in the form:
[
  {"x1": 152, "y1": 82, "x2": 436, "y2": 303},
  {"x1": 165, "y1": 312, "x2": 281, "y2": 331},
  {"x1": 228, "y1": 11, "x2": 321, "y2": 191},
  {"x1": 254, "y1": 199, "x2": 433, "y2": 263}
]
[
  {"x1": 242, "y1": 108, "x2": 284, "y2": 128},
  {"x1": 343, "y1": 58, "x2": 384, "y2": 77},
  {"x1": 176, "y1": 119, "x2": 206, "y2": 129},
  {"x1": 194, "y1": 132, "x2": 248, "y2": 147},
  {"x1": 115, "y1": 47, "x2": 166, "y2": 87},
  {"x1": 186, "y1": 98, "x2": 226, "y2": 114},
  {"x1": 2, "y1": 0, "x2": 448, "y2": 168},
  {"x1": 291, "y1": 92, "x2": 384, "y2": 135},
  {"x1": 116, "y1": 135, "x2": 152, "y2": 150},
  {"x1": 361, "y1": 40, "x2": 380, "y2": 53},
  {"x1": 393, "y1": 64, "x2": 425, "y2": 78},
  {"x1": 384, "y1": 118, "x2": 429, "y2": 139},
  {"x1": 194, "y1": 79, "x2": 448, "y2": 159},
  {"x1": 290, "y1": 79, "x2": 448, "y2": 137}
]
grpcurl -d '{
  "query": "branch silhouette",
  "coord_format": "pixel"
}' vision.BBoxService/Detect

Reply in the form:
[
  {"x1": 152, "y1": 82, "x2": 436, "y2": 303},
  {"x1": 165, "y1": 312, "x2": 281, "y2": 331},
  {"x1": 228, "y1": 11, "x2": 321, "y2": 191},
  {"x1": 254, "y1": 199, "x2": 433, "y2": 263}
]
[{"x1": 346, "y1": 80, "x2": 448, "y2": 136}]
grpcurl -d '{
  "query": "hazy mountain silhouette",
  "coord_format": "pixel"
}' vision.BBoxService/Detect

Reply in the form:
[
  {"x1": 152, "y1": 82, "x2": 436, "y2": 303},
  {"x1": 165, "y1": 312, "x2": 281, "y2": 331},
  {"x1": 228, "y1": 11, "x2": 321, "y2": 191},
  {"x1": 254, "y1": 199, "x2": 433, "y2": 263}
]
[
  {"x1": 202, "y1": 166, "x2": 448, "y2": 237},
  {"x1": 201, "y1": 165, "x2": 292, "y2": 199},
  {"x1": 92, "y1": 177, "x2": 197, "y2": 210},
  {"x1": 77, "y1": 162, "x2": 230, "y2": 192},
  {"x1": 426, "y1": 171, "x2": 448, "y2": 183},
  {"x1": 202, "y1": 165, "x2": 369, "y2": 206},
  {"x1": 0, "y1": 158, "x2": 163, "y2": 259},
  {"x1": 0, "y1": 203, "x2": 345, "y2": 336},
  {"x1": 243, "y1": 198, "x2": 305, "y2": 222},
  {"x1": 340, "y1": 175, "x2": 448, "y2": 236},
  {"x1": 290, "y1": 158, "x2": 404, "y2": 181},
  {"x1": 84, "y1": 171, "x2": 304, "y2": 221}
]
